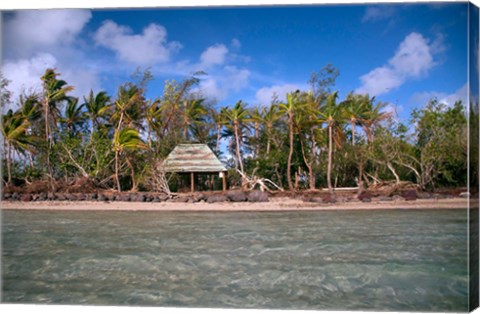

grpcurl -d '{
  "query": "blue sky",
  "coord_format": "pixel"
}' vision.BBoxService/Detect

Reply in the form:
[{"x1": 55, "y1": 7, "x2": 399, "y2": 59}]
[{"x1": 1, "y1": 2, "x2": 471, "y2": 123}]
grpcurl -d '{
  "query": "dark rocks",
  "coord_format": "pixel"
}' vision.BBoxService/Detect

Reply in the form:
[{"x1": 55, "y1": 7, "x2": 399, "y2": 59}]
[
  {"x1": 321, "y1": 195, "x2": 336, "y2": 203},
  {"x1": 128, "y1": 194, "x2": 144, "y2": 202},
  {"x1": 20, "y1": 194, "x2": 33, "y2": 202},
  {"x1": 357, "y1": 191, "x2": 373, "y2": 201},
  {"x1": 247, "y1": 190, "x2": 269, "y2": 202},
  {"x1": 171, "y1": 196, "x2": 189, "y2": 203},
  {"x1": 97, "y1": 194, "x2": 108, "y2": 202},
  {"x1": 417, "y1": 192, "x2": 432, "y2": 199},
  {"x1": 207, "y1": 195, "x2": 228, "y2": 203},
  {"x1": 401, "y1": 189, "x2": 417, "y2": 201},
  {"x1": 12, "y1": 192, "x2": 19, "y2": 201},
  {"x1": 47, "y1": 192, "x2": 56, "y2": 200},
  {"x1": 227, "y1": 191, "x2": 247, "y2": 202},
  {"x1": 115, "y1": 194, "x2": 130, "y2": 202},
  {"x1": 192, "y1": 193, "x2": 205, "y2": 202},
  {"x1": 361, "y1": 197, "x2": 372, "y2": 203},
  {"x1": 85, "y1": 193, "x2": 97, "y2": 201}
]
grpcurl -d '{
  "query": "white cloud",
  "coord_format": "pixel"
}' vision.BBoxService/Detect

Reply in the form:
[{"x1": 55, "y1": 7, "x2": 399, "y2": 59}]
[
  {"x1": 2, "y1": 53, "x2": 57, "y2": 104},
  {"x1": 94, "y1": 20, "x2": 182, "y2": 65},
  {"x1": 389, "y1": 33, "x2": 434, "y2": 76},
  {"x1": 362, "y1": 6, "x2": 396, "y2": 23},
  {"x1": 255, "y1": 84, "x2": 301, "y2": 105},
  {"x1": 196, "y1": 66, "x2": 251, "y2": 102},
  {"x1": 4, "y1": 9, "x2": 92, "y2": 58},
  {"x1": 199, "y1": 44, "x2": 229, "y2": 69},
  {"x1": 2, "y1": 53, "x2": 100, "y2": 110},
  {"x1": 356, "y1": 32, "x2": 439, "y2": 96},
  {"x1": 231, "y1": 38, "x2": 242, "y2": 49},
  {"x1": 410, "y1": 84, "x2": 468, "y2": 108},
  {"x1": 2, "y1": 9, "x2": 100, "y2": 109},
  {"x1": 225, "y1": 66, "x2": 250, "y2": 92},
  {"x1": 198, "y1": 77, "x2": 226, "y2": 102}
]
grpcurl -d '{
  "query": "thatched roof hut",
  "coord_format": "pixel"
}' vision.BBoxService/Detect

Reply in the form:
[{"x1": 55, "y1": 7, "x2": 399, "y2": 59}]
[{"x1": 163, "y1": 144, "x2": 227, "y2": 192}]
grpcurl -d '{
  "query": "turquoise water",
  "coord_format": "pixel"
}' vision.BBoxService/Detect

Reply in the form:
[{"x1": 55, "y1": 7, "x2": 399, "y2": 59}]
[{"x1": 1, "y1": 209, "x2": 469, "y2": 311}]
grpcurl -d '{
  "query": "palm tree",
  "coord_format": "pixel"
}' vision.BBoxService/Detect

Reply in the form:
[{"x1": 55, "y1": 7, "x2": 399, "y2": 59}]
[
  {"x1": 113, "y1": 127, "x2": 148, "y2": 191},
  {"x1": 180, "y1": 98, "x2": 207, "y2": 141},
  {"x1": 41, "y1": 69, "x2": 74, "y2": 145},
  {"x1": 62, "y1": 97, "x2": 85, "y2": 137},
  {"x1": 2, "y1": 110, "x2": 35, "y2": 184},
  {"x1": 319, "y1": 91, "x2": 345, "y2": 195},
  {"x1": 223, "y1": 101, "x2": 250, "y2": 175},
  {"x1": 362, "y1": 99, "x2": 391, "y2": 143},
  {"x1": 341, "y1": 92, "x2": 369, "y2": 145},
  {"x1": 279, "y1": 92, "x2": 304, "y2": 191},
  {"x1": 145, "y1": 98, "x2": 164, "y2": 148},
  {"x1": 211, "y1": 106, "x2": 228, "y2": 155},
  {"x1": 249, "y1": 105, "x2": 263, "y2": 158},
  {"x1": 83, "y1": 90, "x2": 111, "y2": 142},
  {"x1": 41, "y1": 69, "x2": 74, "y2": 186},
  {"x1": 261, "y1": 104, "x2": 281, "y2": 155},
  {"x1": 111, "y1": 83, "x2": 147, "y2": 191}
]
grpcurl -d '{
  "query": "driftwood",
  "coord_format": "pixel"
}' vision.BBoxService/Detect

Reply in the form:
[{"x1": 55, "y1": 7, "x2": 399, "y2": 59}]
[
  {"x1": 145, "y1": 160, "x2": 174, "y2": 197},
  {"x1": 237, "y1": 169, "x2": 284, "y2": 192}
]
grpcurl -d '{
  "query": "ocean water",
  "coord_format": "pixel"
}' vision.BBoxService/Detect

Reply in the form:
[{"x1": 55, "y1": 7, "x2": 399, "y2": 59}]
[{"x1": 1, "y1": 209, "x2": 469, "y2": 311}]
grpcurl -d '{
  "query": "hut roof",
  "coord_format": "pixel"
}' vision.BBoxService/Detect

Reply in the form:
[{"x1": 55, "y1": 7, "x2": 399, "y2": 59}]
[{"x1": 163, "y1": 144, "x2": 227, "y2": 173}]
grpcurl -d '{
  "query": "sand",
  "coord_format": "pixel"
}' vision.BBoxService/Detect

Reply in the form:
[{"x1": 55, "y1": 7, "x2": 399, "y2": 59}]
[{"x1": 0, "y1": 197, "x2": 470, "y2": 211}]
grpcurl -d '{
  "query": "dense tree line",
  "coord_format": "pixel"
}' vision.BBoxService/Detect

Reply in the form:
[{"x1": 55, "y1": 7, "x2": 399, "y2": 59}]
[{"x1": 1, "y1": 66, "x2": 469, "y2": 193}]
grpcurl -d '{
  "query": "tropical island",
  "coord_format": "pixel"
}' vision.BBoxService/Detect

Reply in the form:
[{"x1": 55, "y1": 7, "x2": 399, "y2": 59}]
[{"x1": 1, "y1": 66, "x2": 475, "y2": 210}]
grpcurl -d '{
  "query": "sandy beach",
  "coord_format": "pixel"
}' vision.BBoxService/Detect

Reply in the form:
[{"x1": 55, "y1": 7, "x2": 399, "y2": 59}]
[{"x1": 1, "y1": 197, "x2": 469, "y2": 211}]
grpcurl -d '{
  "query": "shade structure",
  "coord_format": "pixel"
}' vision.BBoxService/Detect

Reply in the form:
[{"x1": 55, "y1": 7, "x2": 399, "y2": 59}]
[{"x1": 163, "y1": 144, "x2": 227, "y2": 192}]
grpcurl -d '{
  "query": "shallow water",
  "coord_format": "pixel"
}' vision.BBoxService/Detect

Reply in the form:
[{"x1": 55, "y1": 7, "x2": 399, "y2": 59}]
[{"x1": 1, "y1": 209, "x2": 469, "y2": 311}]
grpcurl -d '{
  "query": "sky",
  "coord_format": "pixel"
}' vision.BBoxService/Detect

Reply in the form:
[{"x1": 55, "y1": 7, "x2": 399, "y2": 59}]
[{"x1": 1, "y1": 1, "x2": 473, "y2": 124}]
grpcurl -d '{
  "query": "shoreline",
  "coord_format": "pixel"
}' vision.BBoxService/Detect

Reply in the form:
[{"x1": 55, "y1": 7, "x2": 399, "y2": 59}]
[{"x1": 1, "y1": 197, "x2": 469, "y2": 212}]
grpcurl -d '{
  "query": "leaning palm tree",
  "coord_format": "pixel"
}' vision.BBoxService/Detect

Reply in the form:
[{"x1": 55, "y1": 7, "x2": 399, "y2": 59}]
[
  {"x1": 113, "y1": 127, "x2": 148, "y2": 192},
  {"x1": 2, "y1": 110, "x2": 35, "y2": 184},
  {"x1": 319, "y1": 91, "x2": 345, "y2": 195},
  {"x1": 223, "y1": 100, "x2": 250, "y2": 175},
  {"x1": 40, "y1": 69, "x2": 74, "y2": 186}
]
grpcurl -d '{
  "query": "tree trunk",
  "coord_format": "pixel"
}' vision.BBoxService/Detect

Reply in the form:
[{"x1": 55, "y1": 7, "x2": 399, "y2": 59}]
[
  {"x1": 5, "y1": 142, "x2": 11, "y2": 184},
  {"x1": 255, "y1": 123, "x2": 260, "y2": 158},
  {"x1": 287, "y1": 114, "x2": 294, "y2": 191},
  {"x1": 351, "y1": 120, "x2": 356, "y2": 145},
  {"x1": 115, "y1": 150, "x2": 121, "y2": 192},
  {"x1": 234, "y1": 122, "x2": 244, "y2": 174},
  {"x1": 183, "y1": 123, "x2": 188, "y2": 141},
  {"x1": 125, "y1": 156, "x2": 137, "y2": 191},
  {"x1": 310, "y1": 127, "x2": 317, "y2": 189},
  {"x1": 216, "y1": 124, "x2": 221, "y2": 155},
  {"x1": 327, "y1": 125, "x2": 333, "y2": 194},
  {"x1": 386, "y1": 161, "x2": 401, "y2": 185},
  {"x1": 299, "y1": 133, "x2": 314, "y2": 191}
]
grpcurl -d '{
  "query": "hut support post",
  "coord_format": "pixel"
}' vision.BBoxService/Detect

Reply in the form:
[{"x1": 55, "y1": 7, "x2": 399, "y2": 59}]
[
  {"x1": 222, "y1": 171, "x2": 226, "y2": 192},
  {"x1": 191, "y1": 172, "x2": 194, "y2": 193}
]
